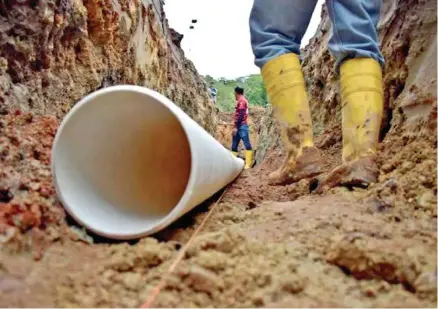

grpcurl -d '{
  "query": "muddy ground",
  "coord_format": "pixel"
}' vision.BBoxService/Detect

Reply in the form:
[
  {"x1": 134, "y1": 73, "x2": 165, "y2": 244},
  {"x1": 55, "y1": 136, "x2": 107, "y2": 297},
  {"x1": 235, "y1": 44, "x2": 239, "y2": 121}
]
[{"x1": 0, "y1": 107, "x2": 436, "y2": 308}]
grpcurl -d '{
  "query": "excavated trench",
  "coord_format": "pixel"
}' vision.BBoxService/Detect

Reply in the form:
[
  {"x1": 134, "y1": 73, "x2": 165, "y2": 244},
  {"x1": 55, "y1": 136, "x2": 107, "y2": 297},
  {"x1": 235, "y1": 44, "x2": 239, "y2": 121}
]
[
  {"x1": 1, "y1": 106, "x2": 436, "y2": 308},
  {"x1": 0, "y1": 0, "x2": 437, "y2": 308}
]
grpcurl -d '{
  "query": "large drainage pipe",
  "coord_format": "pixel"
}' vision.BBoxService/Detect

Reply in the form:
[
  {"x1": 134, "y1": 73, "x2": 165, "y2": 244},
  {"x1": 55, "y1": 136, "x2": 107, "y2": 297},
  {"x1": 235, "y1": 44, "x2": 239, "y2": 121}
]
[{"x1": 51, "y1": 85, "x2": 244, "y2": 240}]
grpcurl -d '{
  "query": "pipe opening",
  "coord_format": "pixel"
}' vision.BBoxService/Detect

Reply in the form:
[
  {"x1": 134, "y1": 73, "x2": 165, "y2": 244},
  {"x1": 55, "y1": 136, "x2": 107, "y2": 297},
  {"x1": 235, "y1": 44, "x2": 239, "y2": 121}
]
[{"x1": 53, "y1": 89, "x2": 191, "y2": 238}]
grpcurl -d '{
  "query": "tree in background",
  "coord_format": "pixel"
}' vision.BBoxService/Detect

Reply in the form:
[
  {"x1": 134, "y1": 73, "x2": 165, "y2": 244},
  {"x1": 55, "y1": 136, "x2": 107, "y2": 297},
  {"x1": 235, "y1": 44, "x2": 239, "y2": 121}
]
[
  {"x1": 244, "y1": 75, "x2": 268, "y2": 109},
  {"x1": 204, "y1": 74, "x2": 268, "y2": 112}
]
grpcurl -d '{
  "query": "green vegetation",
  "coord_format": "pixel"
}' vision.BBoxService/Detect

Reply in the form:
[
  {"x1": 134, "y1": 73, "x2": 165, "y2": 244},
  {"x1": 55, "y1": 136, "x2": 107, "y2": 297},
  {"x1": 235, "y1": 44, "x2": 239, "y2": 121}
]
[{"x1": 204, "y1": 74, "x2": 268, "y2": 112}]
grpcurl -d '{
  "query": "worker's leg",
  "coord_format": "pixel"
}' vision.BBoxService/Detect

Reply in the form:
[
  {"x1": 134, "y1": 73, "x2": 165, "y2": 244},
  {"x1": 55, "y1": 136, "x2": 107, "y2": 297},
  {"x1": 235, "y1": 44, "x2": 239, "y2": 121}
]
[
  {"x1": 250, "y1": 0, "x2": 318, "y2": 68},
  {"x1": 317, "y1": 0, "x2": 384, "y2": 191},
  {"x1": 326, "y1": 0, "x2": 384, "y2": 70},
  {"x1": 238, "y1": 125, "x2": 252, "y2": 151},
  {"x1": 239, "y1": 125, "x2": 253, "y2": 169},
  {"x1": 231, "y1": 130, "x2": 241, "y2": 157},
  {"x1": 250, "y1": 0, "x2": 325, "y2": 185}
]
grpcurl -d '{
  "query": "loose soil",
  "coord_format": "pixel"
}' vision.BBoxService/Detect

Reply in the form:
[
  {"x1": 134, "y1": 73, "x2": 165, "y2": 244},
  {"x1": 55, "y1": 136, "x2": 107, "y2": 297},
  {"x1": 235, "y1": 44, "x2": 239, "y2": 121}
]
[{"x1": 0, "y1": 109, "x2": 436, "y2": 308}]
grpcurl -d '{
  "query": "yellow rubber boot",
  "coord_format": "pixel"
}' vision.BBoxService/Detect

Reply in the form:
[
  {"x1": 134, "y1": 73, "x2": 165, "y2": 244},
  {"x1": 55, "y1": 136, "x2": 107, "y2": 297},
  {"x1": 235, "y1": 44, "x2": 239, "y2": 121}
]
[
  {"x1": 317, "y1": 58, "x2": 383, "y2": 191},
  {"x1": 245, "y1": 150, "x2": 253, "y2": 169},
  {"x1": 261, "y1": 53, "x2": 324, "y2": 185},
  {"x1": 231, "y1": 151, "x2": 238, "y2": 157},
  {"x1": 341, "y1": 58, "x2": 383, "y2": 162}
]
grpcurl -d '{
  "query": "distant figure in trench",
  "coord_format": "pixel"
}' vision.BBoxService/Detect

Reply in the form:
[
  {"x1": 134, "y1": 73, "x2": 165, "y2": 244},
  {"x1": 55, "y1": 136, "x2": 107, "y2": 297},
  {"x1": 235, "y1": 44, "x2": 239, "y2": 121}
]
[
  {"x1": 209, "y1": 83, "x2": 218, "y2": 104},
  {"x1": 231, "y1": 86, "x2": 253, "y2": 169},
  {"x1": 250, "y1": 0, "x2": 384, "y2": 190}
]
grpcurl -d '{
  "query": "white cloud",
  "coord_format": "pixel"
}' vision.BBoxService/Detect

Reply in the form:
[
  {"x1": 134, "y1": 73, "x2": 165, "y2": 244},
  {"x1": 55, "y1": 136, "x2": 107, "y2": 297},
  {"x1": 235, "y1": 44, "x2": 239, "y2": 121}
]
[{"x1": 165, "y1": 0, "x2": 324, "y2": 79}]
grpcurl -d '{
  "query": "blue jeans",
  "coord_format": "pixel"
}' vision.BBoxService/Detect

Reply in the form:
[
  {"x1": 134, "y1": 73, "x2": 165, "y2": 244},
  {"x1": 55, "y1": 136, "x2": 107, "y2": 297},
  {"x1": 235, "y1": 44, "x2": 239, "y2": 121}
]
[
  {"x1": 250, "y1": 0, "x2": 384, "y2": 70},
  {"x1": 232, "y1": 125, "x2": 252, "y2": 151}
]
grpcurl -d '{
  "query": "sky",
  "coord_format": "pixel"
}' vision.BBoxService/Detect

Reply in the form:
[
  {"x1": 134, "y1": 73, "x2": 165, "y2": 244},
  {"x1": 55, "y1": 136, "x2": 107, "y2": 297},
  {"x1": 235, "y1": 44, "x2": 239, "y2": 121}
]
[{"x1": 164, "y1": 0, "x2": 324, "y2": 79}]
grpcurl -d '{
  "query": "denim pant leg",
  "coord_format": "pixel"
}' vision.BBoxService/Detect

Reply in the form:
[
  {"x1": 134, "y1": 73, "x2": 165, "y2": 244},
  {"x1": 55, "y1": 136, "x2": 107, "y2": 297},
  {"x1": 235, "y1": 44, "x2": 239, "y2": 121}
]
[
  {"x1": 239, "y1": 125, "x2": 253, "y2": 151},
  {"x1": 231, "y1": 130, "x2": 241, "y2": 152},
  {"x1": 326, "y1": 0, "x2": 384, "y2": 70},
  {"x1": 249, "y1": 0, "x2": 318, "y2": 69}
]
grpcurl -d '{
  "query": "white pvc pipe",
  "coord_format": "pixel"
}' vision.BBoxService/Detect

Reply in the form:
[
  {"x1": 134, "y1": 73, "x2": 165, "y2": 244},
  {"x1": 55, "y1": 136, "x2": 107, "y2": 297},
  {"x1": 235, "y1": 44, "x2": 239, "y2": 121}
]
[{"x1": 51, "y1": 85, "x2": 244, "y2": 239}]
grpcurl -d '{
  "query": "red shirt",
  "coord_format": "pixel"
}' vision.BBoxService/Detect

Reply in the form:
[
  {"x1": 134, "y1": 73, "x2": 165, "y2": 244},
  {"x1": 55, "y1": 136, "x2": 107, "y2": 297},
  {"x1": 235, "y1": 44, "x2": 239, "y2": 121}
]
[{"x1": 233, "y1": 95, "x2": 248, "y2": 127}]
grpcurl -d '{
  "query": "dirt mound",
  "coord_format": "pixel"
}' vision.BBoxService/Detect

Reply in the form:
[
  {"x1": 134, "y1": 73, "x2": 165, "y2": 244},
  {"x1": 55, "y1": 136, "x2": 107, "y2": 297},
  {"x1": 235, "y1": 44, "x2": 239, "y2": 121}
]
[{"x1": 2, "y1": 193, "x2": 436, "y2": 307}]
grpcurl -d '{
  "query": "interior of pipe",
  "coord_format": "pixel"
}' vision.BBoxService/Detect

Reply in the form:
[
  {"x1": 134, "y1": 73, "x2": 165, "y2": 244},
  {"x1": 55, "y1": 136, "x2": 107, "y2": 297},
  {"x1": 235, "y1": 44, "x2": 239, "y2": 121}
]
[{"x1": 52, "y1": 89, "x2": 192, "y2": 237}]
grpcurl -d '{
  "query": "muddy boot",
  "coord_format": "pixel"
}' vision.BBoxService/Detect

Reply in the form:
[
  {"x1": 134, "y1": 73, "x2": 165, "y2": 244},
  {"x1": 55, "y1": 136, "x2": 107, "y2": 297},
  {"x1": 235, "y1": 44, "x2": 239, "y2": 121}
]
[
  {"x1": 316, "y1": 58, "x2": 383, "y2": 193},
  {"x1": 269, "y1": 146, "x2": 325, "y2": 185},
  {"x1": 316, "y1": 156, "x2": 379, "y2": 192},
  {"x1": 261, "y1": 53, "x2": 325, "y2": 185}
]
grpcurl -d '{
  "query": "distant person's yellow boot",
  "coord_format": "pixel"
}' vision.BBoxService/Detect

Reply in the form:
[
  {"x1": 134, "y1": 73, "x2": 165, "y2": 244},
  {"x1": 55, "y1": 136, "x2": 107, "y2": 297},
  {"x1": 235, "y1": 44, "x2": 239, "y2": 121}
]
[
  {"x1": 245, "y1": 150, "x2": 253, "y2": 169},
  {"x1": 261, "y1": 53, "x2": 324, "y2": 185},
  {"x1": 317, "y1": 58, "x2": 383, "y2": 191}
]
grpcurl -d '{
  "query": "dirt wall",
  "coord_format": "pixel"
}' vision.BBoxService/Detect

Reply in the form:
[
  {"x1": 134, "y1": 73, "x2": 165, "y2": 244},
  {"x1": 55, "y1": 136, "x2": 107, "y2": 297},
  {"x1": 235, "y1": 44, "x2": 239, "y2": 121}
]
[{"x1": 0, "y1": 0, "x2": 216, "y2": 133}]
